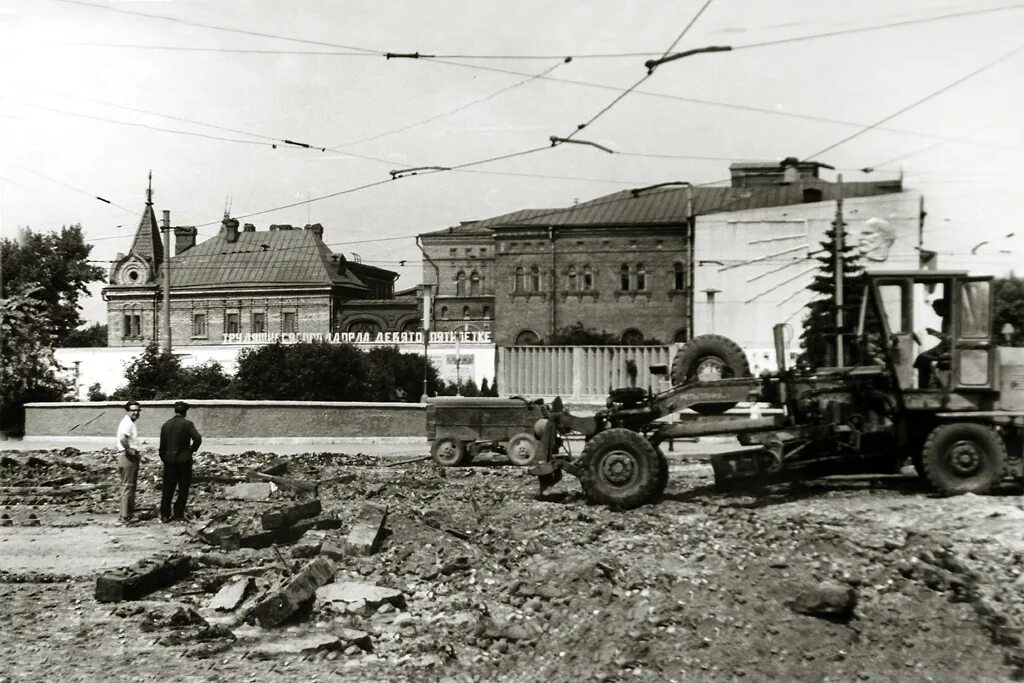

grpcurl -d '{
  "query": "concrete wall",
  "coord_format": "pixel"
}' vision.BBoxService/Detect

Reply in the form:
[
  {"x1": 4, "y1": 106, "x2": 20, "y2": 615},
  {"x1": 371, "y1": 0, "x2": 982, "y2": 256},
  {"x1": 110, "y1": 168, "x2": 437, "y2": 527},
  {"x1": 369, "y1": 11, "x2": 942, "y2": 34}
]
[{"x1": 24, "y1": 400, "x2": 425, "y2": 440}]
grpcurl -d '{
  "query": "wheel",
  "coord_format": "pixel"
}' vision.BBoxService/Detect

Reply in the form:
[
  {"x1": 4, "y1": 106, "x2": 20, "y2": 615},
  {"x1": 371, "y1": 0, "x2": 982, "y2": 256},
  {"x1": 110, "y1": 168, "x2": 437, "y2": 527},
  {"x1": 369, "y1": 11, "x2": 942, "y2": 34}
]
[
  {"x1": 579, "y1": 428, "x2": 663, "y2": 509},
  {"x1": 431, "y1": 437, "x2": 469, "y2": 467},
  {"x1": 506, "y1": 432, "x2": 539, "y2": 466},
  {"x1": 670, "y1": 334, "x2": 751, "y2": 415},
  {"x1": 921, "y1": 423, "x2": 1007, "y2": 494}
]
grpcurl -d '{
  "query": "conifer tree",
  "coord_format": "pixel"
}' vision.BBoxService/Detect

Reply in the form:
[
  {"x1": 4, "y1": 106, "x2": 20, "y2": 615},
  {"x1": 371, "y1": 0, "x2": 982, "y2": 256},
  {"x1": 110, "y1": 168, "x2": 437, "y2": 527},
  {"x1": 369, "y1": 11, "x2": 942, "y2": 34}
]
[{"x1": 798, "y1": 220, "x2": 866, "y2": 369}]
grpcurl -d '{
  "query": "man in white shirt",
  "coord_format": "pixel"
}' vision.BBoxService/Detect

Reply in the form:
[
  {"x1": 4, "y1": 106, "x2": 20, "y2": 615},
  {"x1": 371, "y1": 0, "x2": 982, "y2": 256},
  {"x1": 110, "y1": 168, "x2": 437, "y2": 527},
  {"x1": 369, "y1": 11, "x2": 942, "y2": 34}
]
[{"x1": 116, "y1": 401, "x2": 142, "y2": 524}]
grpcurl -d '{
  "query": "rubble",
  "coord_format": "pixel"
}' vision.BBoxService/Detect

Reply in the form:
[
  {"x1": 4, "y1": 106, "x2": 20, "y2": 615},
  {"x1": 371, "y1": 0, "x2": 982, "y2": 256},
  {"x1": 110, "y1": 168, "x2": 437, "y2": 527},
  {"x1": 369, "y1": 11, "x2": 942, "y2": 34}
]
[
  {"x1": 95, "y1": 553, "x2": 192, "y2": 602},
  {"x1": 208, "y1": 576, "x2": 255, "y2": 611},
  {"x1": 250, "y1": 556, "x2": 336, "y2": 627},
  {"x1": 224, "y1": 482, "x2": 277, "y2": 501},
  {"x1": 316, "y1": 581, "x2": 406, "y2": 612},
  {"x1": 260, "y1": 499, "x2": 322, "y2": 529},
  {"x1": 343, "y1": 502, "x2": 388, "y2": 556}
]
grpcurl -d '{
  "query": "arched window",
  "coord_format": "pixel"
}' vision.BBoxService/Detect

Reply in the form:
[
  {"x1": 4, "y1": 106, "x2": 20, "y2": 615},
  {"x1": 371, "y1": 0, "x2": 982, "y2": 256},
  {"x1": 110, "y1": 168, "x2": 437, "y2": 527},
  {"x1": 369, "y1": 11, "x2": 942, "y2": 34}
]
[
  {"x1": 567, "y1": 265, "x2": 578, "y2": 292},
  {"x1": 673, "y1": 262, "x2": 685, "y2": 291},
  {"x1": 515, "y1": 330, "x2": 541, "y2": 345},
  {"x1": 636, "y1": 264, "x2": 646, "y2": 291},
  {"x1": 514, "y1": 266, "x2": 525, "y2": 292},
  {"x1": 482, "y1": 306, "x2": 491, "y2": 319},
  {"x1": 440, "y1": 306, "x2": 448, "y2": 319},
  {"x1": 401, "y1": 319, "x2": 422, "y2": 333},
  {"x1": 348, "y1": 319, "x2": 382, "y2": 336},
  {"x1": 530, "y1": 265, "x2": 541, "y2": 291},
  {"x1": 582, "y1": 265, "x2": 593, "y2": 291},
  {"x1": 455, "y1": 271, "x2": 466, "y2": 296},
  {"x1": 621, "y1": 328, "x2": 644, "y2": 345},
  {"x1": 470, "y1": 271, "x2": 481, "y2": 295},
  {"x1": 620, "y1": 264, "x2": 630, "y2": 291},
  {"x1": 463, "y1": 306, "x2": 471, "y2": 319}
]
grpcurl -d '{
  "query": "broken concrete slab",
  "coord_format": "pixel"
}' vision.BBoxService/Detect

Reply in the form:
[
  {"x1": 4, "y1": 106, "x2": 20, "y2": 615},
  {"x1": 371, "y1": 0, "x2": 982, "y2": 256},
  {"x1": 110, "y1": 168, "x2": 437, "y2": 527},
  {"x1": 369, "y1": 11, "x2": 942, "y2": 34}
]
[
  {"x1": 249, "y1": 633, "x2": 341, "y2": 658},
  {"x1": 224, "y1": 482, "x2": 277, "y2": 501},
  {"x1": 198, "y1": 523, "x2": 242, "y2": 550},
  {"x1": 251, "y1": 556, "x2": 336, "y2": 627},
  {"x1": 260, "y1": 457, "x2": 290, "y2": 476},
  {"x1": 239, "y1": 520, "x2": 316, "y2": 549},
  {"x1": 344, "y1": 502, "x2": 388, "y2": 556},
  {"x1": 315, "y1": 581, "x2": 406, "y2": 611},
  {"x1": 786, "y1": 579, "x2": 858, "y2": 622},
  {"x1": 260, "y1": 500, "x2": 322, "y2": 530},
  {"x1": 245, "y1": 471, "x2": 318, "y2": 495},
  {"x1": 95, "y1": 553, "x2": 192, "y2": 603},
  {"x1": 209, "y1": 576, "x2": 255, "y2": 611}
]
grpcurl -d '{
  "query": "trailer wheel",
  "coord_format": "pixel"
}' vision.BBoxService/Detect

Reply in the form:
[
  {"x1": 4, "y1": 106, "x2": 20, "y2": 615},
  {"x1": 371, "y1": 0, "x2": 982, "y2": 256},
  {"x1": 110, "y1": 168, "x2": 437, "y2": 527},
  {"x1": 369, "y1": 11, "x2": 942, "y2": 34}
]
[
  {"x1": 921, "y1": 423, "x2": 1007, "y2": 495},
  {"x1": 671, "y1": 334, "x2": 751, "y2": 415},
  {"x1": 506, "y1": 432, "x2": 539, "y2": 466},
  {"x1": 431, "y1": 437, "x2": 469, "y2": 467},
  {"x1": 580, "y1": 429, "x2": 664, "y2": 509}
]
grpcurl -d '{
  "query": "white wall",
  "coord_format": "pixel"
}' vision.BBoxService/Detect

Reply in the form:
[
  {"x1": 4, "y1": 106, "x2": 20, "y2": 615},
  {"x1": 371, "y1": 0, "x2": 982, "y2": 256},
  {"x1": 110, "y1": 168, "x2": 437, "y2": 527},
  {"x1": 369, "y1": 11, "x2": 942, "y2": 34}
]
[{"x1": 692, "y1": 191, "x2": 922, "y2": 352}]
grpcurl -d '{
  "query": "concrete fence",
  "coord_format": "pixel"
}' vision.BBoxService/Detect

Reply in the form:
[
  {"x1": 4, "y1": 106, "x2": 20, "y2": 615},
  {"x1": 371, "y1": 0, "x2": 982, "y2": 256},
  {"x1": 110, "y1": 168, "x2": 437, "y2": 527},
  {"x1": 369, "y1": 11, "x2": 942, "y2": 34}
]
[{"x1": 24, "y1": 400, "x2": 426, "y2": 442}]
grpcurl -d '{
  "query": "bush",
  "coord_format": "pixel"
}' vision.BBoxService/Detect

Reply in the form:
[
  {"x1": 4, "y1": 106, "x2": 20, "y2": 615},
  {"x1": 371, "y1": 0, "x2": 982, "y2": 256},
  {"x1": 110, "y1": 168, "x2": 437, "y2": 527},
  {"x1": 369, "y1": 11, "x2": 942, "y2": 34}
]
[
  {"x1": 180, "y1": 361, "x2": 233, "y2": 399},
  {"x1": 111, "y1": 343, "x2": 187, "y2": 401},
  {"x1": 87, "y1": 383, "x2": 107, "y2": 401},
  {"x1": 234, "y1": 341, "x2": 370, "y2": 401},
  {"x1": 365, "y1": 346, "x2": 441, "y2": 402}
]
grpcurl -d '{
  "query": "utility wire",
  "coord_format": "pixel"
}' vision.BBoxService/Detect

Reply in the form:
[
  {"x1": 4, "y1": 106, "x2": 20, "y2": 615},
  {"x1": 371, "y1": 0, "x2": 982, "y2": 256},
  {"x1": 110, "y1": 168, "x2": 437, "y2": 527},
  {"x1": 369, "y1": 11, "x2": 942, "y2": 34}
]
[
  {"x1": 806, "y1": 41, "x2": 1024, "y2": 160},
  {"x1": 22, "y1": 169, "x2": 137, "y2": 214}
]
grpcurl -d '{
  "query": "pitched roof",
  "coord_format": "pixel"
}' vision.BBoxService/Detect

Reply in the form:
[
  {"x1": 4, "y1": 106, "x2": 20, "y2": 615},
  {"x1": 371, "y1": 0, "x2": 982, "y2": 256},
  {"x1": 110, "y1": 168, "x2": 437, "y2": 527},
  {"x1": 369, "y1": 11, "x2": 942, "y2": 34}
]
[
  {"x1": 129, "y1": 200, "x2": 164, "y2": 266},
  {"x1": 168, "y1": 227, "x2": 367, "y2": 290},
  {"x1": 421, "y1": 179, "x2": 905, "y2": 236}
]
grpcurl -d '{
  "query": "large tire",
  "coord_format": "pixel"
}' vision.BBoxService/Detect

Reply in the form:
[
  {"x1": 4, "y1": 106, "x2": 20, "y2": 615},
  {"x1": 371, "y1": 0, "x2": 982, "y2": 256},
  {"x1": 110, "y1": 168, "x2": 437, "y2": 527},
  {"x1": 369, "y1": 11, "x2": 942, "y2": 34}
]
[
  {"x1": 506, "y1": 432, "x2": 539, "y2": 466},
  {"x1": 580, "y1": 428, "x2": 664, "y2": 509},
  {"x1": 921, "y1": 423, "x2": 1007, "y2": 495},
  {"x1": 670, "y1": 334, "x2": 751, "y2": 415},
  {"x1": 431, "y1": 437, "x2": 469, "y2": 467}
]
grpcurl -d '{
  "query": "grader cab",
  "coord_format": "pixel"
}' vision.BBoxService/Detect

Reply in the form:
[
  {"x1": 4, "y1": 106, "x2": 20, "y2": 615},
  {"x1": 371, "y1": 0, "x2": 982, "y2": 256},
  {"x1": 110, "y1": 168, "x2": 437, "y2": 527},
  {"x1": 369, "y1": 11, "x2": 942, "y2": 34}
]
[{"x1": 529, "y1": 270, "x2": 1024, "y2": 508}]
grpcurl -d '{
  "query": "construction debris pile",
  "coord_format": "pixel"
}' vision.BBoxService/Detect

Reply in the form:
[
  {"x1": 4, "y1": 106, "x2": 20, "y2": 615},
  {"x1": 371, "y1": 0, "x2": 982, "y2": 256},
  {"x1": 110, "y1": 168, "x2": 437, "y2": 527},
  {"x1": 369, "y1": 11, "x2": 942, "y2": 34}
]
[{"x1": 1, "y1": 446, "x2": 1023, "y2": 682}]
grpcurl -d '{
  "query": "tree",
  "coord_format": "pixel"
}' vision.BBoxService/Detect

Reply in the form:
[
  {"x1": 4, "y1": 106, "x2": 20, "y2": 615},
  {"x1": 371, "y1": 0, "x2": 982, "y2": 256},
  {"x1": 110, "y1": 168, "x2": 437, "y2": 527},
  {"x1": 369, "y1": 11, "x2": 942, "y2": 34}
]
[
  {"x1": 63, "y1": 322, "x2": 108, "y2": 347},
  {"x1": 994, "y1": 275, "x2": 1024, "y2": 346},
  {"x1": 798, "y1": 220, "x2": 866, "y2": 369},
  {"x1": 1, "y1": 225, "x2": 106, "y2": 345},
  {"x1": 1, "y1": 287, "x2": 71, "y2": 435},
  {"x1": 234, "y1": 341, "x2": 371, "y2": 401},
  {"x1": 111, "y1": 343, "x2": 188, "y2": 400},
  {"x1": 365, "y1": 346, "x2": 441, "y2": 402}
]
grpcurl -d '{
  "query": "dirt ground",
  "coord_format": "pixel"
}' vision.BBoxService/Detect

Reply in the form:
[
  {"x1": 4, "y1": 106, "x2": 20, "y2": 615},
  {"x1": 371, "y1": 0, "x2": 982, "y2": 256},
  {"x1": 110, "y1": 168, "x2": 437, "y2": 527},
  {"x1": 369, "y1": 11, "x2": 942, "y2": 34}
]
[{"x1": 1, "y1": 444, "x2": 1023, "y2": 683}]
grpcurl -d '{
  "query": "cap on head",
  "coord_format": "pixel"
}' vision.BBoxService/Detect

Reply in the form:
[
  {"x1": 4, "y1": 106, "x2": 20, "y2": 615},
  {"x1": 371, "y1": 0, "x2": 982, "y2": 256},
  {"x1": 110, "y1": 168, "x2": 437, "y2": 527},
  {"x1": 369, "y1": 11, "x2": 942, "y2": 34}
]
[
  {"x1": 125, "y1": 401, "x2": 141, "y2": 412},
  {"x1": 173, "y1": 401, "x2": 190, "y2": 415}
]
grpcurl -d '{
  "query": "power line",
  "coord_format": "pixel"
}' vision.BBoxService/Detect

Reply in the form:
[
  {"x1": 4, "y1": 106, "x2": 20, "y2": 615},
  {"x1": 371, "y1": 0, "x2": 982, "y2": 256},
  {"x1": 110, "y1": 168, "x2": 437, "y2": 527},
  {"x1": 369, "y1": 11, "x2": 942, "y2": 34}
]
[
  {"x1": 21, "y1": 169, "x2": 137, "y2": 214},
  {"x1": 806, "y1": 41, "x2": 1024, "y2": 160}
]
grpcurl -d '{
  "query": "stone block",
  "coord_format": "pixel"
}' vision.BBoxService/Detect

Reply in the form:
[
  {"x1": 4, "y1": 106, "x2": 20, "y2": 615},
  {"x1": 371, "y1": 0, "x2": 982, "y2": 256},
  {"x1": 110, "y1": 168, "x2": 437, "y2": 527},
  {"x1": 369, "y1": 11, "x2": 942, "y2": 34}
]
[
  {"x1": 239, "y1": 520, "x2": 315, "y2": 549},
  {"x1": 316, "y1": 581, "x2": 406, "y2": 611},
  {"x1": 198, "y1": 522, "x2": 242, "y2": 550},
  {"x1": 251, "y1": 556, "x2": 336, "y2": 627},
  {"x1": 95, "y1": 553, "x2": 191, "y2": 602},
  {"x1": 344, "y1": 502, "x2": 388, "y2": 556},
  {"x1": 209, "y1": 576, "x2": 255, "y2": 611},
  {"x1": 786, "y1": 579, "x2": 858, "y2": 622},
  {"x1": 260, "y1": 500, "x2": 322, "y2": 530},
  {"x1": 224, "y1": 482, "x2": 276, "y2": 501},
  {"x1": 260, "y1": 457, "x2": 290, "y2": 476}
]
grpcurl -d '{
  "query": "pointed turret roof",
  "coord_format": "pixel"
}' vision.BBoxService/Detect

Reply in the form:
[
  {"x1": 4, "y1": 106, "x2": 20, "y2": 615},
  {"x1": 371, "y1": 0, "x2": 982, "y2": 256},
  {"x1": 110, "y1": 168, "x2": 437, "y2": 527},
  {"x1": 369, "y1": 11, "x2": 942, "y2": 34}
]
[{"x1": 128, "y1": 171, "x2": 164, "y2": 267}]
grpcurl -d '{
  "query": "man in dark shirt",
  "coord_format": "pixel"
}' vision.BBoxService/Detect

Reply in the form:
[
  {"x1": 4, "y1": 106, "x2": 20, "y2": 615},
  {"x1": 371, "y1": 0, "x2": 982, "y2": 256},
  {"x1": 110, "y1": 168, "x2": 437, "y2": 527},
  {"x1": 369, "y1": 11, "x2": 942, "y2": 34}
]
[{"x1": 158, "y1": 401, "x2": 202, "y2": 523}]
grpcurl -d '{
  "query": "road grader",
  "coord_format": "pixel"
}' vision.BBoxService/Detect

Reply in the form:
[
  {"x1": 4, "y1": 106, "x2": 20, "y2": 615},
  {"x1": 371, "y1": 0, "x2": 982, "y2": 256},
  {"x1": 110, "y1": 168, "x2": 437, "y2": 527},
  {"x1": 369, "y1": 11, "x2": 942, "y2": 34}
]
[{"x1": 529, "y1": 270, "x2": 1024, "y2": 508}]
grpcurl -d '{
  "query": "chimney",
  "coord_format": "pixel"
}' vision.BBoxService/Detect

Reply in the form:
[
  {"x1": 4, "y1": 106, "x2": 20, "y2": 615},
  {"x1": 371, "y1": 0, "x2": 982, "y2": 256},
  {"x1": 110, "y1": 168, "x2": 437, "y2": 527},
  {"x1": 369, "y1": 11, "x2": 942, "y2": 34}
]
[
  {"x1": 161, "y1": 210, "x2": 171, "y2": 230},
  {"x1": 269, "y1": 224, "x2": 293, "y2": 231},
  {"x1": 304, "y1": 223, "x2": 324, "y2": 240},
  {"x1": 174, "y1": 226, "x2": 197, "y2": 255},
  {"x1": 223, "y1": 217, "x2": 240, "y2": 243},
  {"x1": 243, "y1": 223, "x2": 256, "y2": 232}
]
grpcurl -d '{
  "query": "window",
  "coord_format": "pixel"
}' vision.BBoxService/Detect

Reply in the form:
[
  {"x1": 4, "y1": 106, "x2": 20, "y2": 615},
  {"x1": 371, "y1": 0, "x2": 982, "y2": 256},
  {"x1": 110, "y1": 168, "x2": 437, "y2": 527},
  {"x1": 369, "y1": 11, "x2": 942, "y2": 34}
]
[
  {"x1": 282, "y1": 311, "x2": 297, "y2": 333},
  {"x1": 463, "y1": 306, "x2": 471, "y2": 319},
  {"x1": 465, "y1": 248, "x2": 473, "y2": 257},
  {"x1": 530, "y1": 265, "x2": 541, "y2": 291},
  {"x1": 567, "y1": 265, "x2": 578, "y2": 291},
  {"x1": 673, "y1": 262, "x2": 685, "y2": 291},
  {"x1": 620, "y1": 264, "x2": 630, "y2": 291},
  {"x1": 483, "y1": 306, "x2": 491, "y2": 319},
  {"x1": 636, "y1": 264, "x2": 646, "y2": 291},
  {"x1": 252, "y1": 312, "x2": 266, "y2": 334},
  {"x1": 440, "y1": 306, "x2": 448, "y2": 319},
  {"x1": 192, "y1": 313, "x2": 207, "y2": 338},
  {"x1": 582, "y1": 265, "x2": 593, "y2": 291},
  {"x1": 961, "y1": 281, "x2": 990, "y2": 339},
  {"x1": 470, "y1": 271, "x2": 480, "y2": 295},
  {"x1": 123, "y1": 313, "x2": 141, "y2": 339},
  {"x1": 456, "y1": 271, "x2": 467, "y2": 296},
  {"x1": 514, "y1": 266, "x2": 525, "y2": 292},
  {"x1": 225, "y1": 312, "x2": 240, "y2": 334},
  {"x1": 449, "y1": 248, "x2": 457, "y2": 257}
]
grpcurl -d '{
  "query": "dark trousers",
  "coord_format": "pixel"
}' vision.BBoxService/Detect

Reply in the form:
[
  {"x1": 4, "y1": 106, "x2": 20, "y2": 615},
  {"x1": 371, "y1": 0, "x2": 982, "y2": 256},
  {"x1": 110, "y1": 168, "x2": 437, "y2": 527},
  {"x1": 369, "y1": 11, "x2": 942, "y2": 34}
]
[{"x1": 161, "y1": 460, "x2": 193, "y2": 520}]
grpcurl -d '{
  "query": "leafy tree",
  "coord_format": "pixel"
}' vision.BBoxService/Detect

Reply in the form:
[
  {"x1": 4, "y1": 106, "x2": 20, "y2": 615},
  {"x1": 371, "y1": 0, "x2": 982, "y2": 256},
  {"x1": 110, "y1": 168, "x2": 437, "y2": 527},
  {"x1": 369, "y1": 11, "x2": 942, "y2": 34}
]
[
  {"x1": 180, "y1": 361, "x2": 234, "y2": 399},
  {"x1": 798, "y1": 221, "x2": 866, "y2": 368},
  {"x1": 1, "y1": 225, "x2": 105, "y2": 345},
  {"x1": 234, "y1": 341, "x2": 371, "y2": 401},
  {"x1": 0, "y1": 287, "x2": 71, "y2": 435},
  {"x1": 365, "y1": 346, "x2": 441, "y2": 402},
  {"x1": 111, "y1": 343, "x2": 188, "y2": 400},
  {"x1": 994, "y1": 275, "x2": 1024, "y2": 346},
  {"x1": 63, "y1": 322, "x2": 108, "y2": 347}
]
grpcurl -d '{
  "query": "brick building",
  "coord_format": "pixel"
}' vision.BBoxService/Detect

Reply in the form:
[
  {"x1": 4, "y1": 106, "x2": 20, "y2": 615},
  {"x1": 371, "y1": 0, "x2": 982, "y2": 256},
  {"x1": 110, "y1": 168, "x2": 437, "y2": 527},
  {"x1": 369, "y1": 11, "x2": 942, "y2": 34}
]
[
  {"x1": 419, "y1": 160, "x2": 911, "y2": 346},
  {"x1": 103, "y1": 181, "x2": 417, "y2": 348}
]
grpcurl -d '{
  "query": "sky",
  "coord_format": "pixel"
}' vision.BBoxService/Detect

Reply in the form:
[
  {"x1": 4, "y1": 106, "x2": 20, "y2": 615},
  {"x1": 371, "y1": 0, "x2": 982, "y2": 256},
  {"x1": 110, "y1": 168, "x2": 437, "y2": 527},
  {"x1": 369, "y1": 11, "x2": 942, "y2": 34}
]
[{"x1": 1, "y1": 0, "x2": 1022, "y2": 326}]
